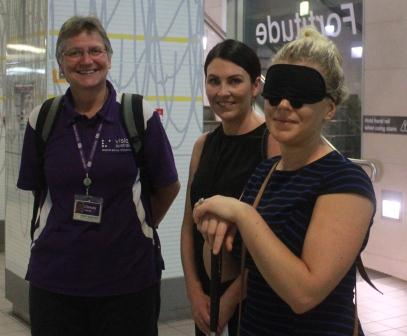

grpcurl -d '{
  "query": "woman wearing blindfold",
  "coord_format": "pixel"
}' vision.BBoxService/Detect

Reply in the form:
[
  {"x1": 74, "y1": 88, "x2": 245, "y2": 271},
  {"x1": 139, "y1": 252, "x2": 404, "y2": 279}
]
[
  {"x1": 193, "y1": 27, "x2": 375, "y2": 335},
  {"x1": 181, "y1": 39, "x2": 280, "y2": 336}
]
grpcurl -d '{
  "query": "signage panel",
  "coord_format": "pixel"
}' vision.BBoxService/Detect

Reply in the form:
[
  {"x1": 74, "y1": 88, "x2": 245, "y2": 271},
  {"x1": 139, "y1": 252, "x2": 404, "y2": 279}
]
[{"x1": 363, "y1": 116, "x2": 407, "y2": 135}]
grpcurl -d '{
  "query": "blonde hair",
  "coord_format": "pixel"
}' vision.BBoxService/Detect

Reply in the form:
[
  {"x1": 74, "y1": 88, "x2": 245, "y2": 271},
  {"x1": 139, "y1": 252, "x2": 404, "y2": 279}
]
[{"x1": 273, "y1": 26, "x2": 348, "y2": 105}]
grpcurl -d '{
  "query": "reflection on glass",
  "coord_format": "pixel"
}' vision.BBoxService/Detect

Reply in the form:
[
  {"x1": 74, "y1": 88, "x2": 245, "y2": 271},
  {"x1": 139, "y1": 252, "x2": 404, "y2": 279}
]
[
  {"x1": 325, "y1": 25, "x2": 335, "y2": 36},
  {"x1": 243, "y1": 0, "x2": 363, "y2": 159},
  {"x1": 351, "y1": 46, "x2": 363, "y2": 58},
  {"x1": 6, "y1": 67, "x2": 45, "y2": 75},
  {"x1": 7, "y1": 44, "x2": 46, "y2": 54}
]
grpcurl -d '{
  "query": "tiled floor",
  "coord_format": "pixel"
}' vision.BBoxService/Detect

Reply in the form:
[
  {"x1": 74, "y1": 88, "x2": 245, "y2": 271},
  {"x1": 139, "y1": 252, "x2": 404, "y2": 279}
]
[{"x1": 1, "y1": 252, "x2": 407, "y2": 335}]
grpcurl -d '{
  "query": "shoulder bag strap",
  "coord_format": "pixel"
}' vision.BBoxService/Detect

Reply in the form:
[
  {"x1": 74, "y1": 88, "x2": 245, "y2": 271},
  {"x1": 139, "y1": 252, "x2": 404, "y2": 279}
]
[
  {"x1": 353, "y1": 284, "x2": 359, "y2": 336},
  {"x1": 237, "y1": 160, "x2": 279, "y2": 336},
  {"x1": 356, "y1": 256, "x2": 382, "y2": 294},
  {"x1": 353, "y1": 255, "x2": 383, "y2": 335},
  {"x1": 261, "y1": 126, "x2": 269, "y2": 160}
]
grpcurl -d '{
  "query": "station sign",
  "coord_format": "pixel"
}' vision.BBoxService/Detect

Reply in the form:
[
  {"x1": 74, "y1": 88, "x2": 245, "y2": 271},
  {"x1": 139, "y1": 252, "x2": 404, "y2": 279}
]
[{"x1": 363, "y1": 115, "x2": 407, "y2": 135}]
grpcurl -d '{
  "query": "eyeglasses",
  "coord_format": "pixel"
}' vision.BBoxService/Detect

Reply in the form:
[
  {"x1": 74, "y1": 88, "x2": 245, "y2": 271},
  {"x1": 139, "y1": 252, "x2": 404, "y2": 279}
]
[{"x1": 62, "y1": 47, "x2": 107, "y2": 59}]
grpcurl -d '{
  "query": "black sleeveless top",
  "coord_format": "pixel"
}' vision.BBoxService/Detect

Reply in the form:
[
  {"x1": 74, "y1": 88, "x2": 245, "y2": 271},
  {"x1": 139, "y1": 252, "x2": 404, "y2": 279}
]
[{"x1": 190, "y1": 123, "x2": 268, "y2": 286}]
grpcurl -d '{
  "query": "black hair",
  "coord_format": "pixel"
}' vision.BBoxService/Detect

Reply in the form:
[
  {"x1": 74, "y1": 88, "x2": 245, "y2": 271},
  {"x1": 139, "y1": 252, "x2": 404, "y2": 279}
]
[{"x1": 204, "y1": 39, "x2": 261, "y2": 83}]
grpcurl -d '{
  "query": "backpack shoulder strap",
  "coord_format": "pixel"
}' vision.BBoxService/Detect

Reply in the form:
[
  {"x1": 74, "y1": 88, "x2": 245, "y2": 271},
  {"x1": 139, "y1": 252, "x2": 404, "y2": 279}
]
[
  {"x1": 131, "y1": 94, "x2": 145, "y2": 144},
  {"x1": 121, "y1": 93, "x2": 144, "y2": 155},
  {"x1": 31, "y1": 95, "x2": 63, "y2": 240},
  {"x1": 121, "y1": 93, "x2": 154, "y2": 222},
  {"x1": 37, "y1": 95, "x2": 63, "y2": 141}
]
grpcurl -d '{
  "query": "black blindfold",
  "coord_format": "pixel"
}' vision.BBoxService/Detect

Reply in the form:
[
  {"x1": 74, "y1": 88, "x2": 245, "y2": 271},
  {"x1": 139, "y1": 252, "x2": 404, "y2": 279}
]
[{"x1": 262, "y1": 64, "x2": 332, "y2": 108}]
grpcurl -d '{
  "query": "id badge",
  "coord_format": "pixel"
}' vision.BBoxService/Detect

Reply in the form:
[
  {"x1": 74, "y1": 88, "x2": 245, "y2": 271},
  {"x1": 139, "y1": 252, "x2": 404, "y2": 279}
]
[{"x1": 73, "y1": 194, "x2": 103, "y2": 223}]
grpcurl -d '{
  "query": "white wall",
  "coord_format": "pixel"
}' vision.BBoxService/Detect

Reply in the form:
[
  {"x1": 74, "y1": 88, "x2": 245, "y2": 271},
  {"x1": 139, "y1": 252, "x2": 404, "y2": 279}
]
[
  {"x1": 361, "y1": 0, "x2": 407, "y2": 281},
  {"x1": 205, "y1": 0, "x2": 227, "y2": 32},
  {"x1": 203, "y1": 0, "x2": 226, "y2": 108}
]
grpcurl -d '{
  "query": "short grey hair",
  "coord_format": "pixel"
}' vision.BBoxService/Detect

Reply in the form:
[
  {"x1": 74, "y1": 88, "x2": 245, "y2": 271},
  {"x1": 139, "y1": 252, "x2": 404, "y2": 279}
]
[{"x1": 56, "y1": 15, "x2": 113, "y2": 64}]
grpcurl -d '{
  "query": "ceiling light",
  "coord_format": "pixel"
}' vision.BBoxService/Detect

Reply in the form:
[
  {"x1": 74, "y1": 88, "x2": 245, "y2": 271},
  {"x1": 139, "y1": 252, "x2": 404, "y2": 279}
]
[{"x1": 300, "y1": 1, "x2": 310, "y2": 16}]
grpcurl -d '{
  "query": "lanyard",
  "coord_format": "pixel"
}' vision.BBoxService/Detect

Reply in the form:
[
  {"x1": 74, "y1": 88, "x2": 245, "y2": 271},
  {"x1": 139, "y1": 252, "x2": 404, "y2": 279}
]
[{"x1": 72, "y1": 121, "x2": 103, "y2": 195}]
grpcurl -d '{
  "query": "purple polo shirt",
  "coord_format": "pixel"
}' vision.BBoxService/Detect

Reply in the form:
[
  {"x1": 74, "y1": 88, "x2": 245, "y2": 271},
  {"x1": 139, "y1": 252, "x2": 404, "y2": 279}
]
[{"x1": 17, "y1": 81, "x2": 178, "y2": 296}]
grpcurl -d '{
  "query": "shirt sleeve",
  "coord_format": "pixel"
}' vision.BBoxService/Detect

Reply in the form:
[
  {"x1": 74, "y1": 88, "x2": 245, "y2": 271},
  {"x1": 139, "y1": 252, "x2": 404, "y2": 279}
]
[
  {"x1": 17, "y1": 106, "x2": 43, "y2": 191},
  {"x1": 321, "y1": 162, "x2": 376, "y2": 212},
  {"x1": 142, "y1": 101, "x2": 178, "y2": 189}
]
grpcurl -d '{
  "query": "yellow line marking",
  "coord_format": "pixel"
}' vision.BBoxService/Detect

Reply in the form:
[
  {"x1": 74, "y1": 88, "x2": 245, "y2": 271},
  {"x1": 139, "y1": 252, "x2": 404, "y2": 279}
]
[
  {"x1": 45, "y1": 93, "x2": 202, "y2": 102},
  {"x1": 49, "y1": 30, "x2": 191, "y2": 43},
  {"x1": 145, "y1": 96, "x2": 202, "y2": 102},
  {"x1": 8, "y1": 31, "x2": 47, "y2": 43}
]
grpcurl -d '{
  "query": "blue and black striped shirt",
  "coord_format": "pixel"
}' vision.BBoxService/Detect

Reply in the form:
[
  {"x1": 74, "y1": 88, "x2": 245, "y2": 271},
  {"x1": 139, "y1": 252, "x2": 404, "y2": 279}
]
[{"x1": 238, "y1": 151, "x2": 375, "y2": 335}]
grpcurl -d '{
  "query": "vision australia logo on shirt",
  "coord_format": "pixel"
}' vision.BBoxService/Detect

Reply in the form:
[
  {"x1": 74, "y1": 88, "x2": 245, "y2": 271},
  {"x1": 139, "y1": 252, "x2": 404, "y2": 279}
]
[{"x1": 101, "y1": 137, "x2": 132, "y2": 153}]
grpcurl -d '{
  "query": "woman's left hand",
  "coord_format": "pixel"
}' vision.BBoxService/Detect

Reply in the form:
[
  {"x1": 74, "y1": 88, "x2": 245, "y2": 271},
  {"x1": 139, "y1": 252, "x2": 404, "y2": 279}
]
[{"x1": 193, "y1": 196, "x2": 240, "y2": 254}]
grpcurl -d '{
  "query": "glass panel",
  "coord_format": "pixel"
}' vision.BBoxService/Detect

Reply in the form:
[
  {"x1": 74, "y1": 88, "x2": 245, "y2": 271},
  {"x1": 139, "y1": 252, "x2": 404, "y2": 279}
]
[{"x1": 243, "y1": 0, "x2": 363, "y2": 158}]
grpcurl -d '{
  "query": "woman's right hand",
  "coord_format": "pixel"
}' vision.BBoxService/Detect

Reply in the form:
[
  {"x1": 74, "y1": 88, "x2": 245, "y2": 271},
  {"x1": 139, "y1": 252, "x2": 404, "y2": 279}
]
[
  {"x1": 193, "y1": 195, "x2": 242, "y2": 254},
  {"x1": 190, "y1": 287, "x2": 211, "y2": 335}
]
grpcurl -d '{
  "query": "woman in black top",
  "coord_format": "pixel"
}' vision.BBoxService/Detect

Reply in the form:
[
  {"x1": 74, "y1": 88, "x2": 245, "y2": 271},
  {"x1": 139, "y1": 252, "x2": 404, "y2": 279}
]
[
  {"x1": 180, "y1": 39, "x2": 280, "y2": 336},
  {"x1": 193, "y1": 28, "x2": 375, "y2": 335}
]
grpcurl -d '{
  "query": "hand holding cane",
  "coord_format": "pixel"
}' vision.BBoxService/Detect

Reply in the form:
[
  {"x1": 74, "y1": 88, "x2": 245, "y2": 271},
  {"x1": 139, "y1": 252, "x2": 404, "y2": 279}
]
[{"x1": 195, "y1": 197, "x2": 226, "y2": 336}]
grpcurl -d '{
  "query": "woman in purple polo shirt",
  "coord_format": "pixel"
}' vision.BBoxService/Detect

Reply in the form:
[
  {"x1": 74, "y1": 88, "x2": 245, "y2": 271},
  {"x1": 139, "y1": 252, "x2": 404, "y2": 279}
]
[{"x1": 17, "y1": 16, "x2": 180, "y2": 336}]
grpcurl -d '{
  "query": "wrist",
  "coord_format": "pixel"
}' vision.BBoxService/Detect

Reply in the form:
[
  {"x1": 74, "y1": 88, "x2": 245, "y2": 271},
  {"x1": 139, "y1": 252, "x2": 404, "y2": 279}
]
[
  {"x1": 234, "y1": 201, "x2": 252, "y2": 229},
  {"x1": 186, "y1": 278, "x2": 203, "y2": 299}
]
